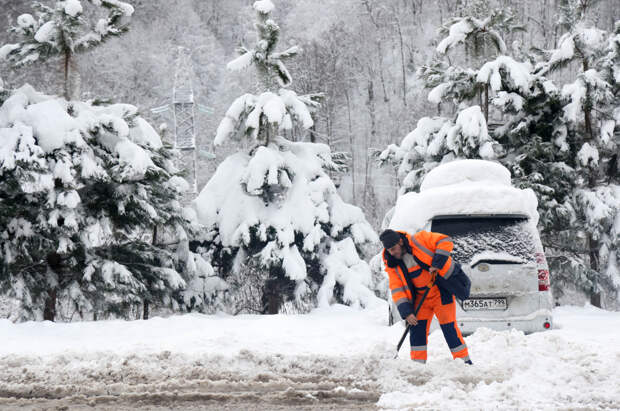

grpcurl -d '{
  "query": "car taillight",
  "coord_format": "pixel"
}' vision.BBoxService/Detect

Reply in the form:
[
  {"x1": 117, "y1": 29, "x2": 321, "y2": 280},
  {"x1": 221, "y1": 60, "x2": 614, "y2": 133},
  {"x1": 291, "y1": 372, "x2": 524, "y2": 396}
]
[
  {"x1": 538, "y1": 269, "x2": 550, "y2": 291},
  {"x1": 535, "y1": 252, "x2": 551, "y2": 291}
]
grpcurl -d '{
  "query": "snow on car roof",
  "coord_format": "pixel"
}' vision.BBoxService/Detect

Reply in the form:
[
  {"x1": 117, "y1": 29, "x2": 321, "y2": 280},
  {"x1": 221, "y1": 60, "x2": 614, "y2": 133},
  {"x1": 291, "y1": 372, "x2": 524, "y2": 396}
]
[
  {"x1": 420, "y1": 159, "x2": 511, "y2": 191},
  {"x1": 389, "y1": 160, "x2": 539, "y2": 232}
]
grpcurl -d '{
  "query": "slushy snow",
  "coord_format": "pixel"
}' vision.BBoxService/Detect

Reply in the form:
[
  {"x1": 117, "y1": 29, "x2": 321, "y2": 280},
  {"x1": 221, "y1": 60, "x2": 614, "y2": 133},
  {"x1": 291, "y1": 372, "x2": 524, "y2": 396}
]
[{"x1": 0, "y1": 303, "x2": 618, "y2": 409}]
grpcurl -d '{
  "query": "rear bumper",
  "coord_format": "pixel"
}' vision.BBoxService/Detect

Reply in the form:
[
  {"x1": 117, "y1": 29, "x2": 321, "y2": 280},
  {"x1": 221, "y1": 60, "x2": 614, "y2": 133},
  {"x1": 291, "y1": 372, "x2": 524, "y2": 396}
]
[{"x1": 457, "y1": 310, "x2": 553, "y2": 335}]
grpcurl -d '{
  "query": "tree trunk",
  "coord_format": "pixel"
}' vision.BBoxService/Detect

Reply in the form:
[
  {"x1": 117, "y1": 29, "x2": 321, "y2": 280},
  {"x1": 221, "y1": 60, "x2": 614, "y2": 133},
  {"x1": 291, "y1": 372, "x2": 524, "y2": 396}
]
[
  {"x1": 44, "y1": 252, "x2": 62, "y2": 322},
  {"x1": 542, "y1": 0, "x2": 549, "y2": 48},
  {"x1": 43, "y1": 289, "x2": 57, "y2": 321},
  {"x1": 588, "y1": 233, "x2": 601, "y2": 308},
  {"x1": 364, "y1": 75, "x2": 377, "y2": 206},
  {"x1": 345, "y1": 89, "x2": 356, "y2": 203},
  {"x1": 363, "y1": 0, "x2": 390, "y2": 117},
  {"x1": 64, "y1": 50, "x2": 71, "y2": 100},
  {"x1": 410, "y1": 0, "x2": 419, "y2": 28},
  {"x1": 583, "y1": 100, "x2": 594, "y2": 141},
  {"x1": 395, "y1": 13, "x2": 407, "y2": 107},
  {"x1": 143, "y1": 225, "x2": 158, "y2": 320},
  {"x1": 438, "y1": 0, "x2": 444, "y2": 25},
  {"x1": 143, "y1": 301, "x2": 150, "y2": 320},
  {"x1": 264, "y1": 283, "x2": 280, "y2": 314},
  {"x1": 580, "y1": 58, "x2": 595, "y2": 141},
  {"x1": 376, "y1": 41, "x2": 390, "y2": 106},
  {"x1": 484, "y1": 83, "x2": 489, "y2": 122},
  {"x1": 309, "y1": 121, "x2": 317, "y2": 143}
]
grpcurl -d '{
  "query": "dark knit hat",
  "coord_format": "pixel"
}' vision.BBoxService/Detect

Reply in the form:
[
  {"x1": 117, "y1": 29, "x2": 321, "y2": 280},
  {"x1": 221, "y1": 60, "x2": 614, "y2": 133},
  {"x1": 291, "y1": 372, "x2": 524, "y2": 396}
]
[{"x1": 379, "y1": 229, "x2": 401, "y2": 249}]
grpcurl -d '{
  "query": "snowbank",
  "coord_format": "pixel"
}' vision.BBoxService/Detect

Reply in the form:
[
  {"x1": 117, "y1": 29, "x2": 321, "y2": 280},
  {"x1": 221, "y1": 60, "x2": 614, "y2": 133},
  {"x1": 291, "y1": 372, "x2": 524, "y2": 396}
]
[
  {"x1": 0, "y1": 304, "x2": 618, "y2": 409},
  {"x1": 390, "y1": 160, "x2": 538, "y2": 232}
]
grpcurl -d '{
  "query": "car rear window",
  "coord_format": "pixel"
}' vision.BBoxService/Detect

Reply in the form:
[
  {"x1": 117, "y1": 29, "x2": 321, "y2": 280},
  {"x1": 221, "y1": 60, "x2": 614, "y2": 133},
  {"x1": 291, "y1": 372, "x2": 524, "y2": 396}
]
[{"x1": 430, "y1": 215, "x2": 536, "y2": 264}]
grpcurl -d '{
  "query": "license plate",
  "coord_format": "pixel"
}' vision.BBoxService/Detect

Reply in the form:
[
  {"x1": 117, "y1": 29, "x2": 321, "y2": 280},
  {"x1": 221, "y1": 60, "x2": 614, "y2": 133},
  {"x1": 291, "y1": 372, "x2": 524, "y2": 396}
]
[{"x1": 462, "y1": 298, "x2": 507, "y2": 311}]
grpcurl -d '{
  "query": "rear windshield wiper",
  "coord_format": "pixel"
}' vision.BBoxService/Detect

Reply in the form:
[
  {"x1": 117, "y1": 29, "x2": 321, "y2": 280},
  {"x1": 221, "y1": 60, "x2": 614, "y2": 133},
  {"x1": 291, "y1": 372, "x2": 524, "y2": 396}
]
[{"x1": 470, "y1": 259, "x2": 524, "y2": 268}]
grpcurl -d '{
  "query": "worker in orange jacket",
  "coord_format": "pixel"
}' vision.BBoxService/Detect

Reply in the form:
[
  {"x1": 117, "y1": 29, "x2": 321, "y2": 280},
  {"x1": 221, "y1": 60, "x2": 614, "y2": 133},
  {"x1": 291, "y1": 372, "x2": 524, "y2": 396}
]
[{"x1": 380, "y1": 229, "x2": 472, "y2": 364}]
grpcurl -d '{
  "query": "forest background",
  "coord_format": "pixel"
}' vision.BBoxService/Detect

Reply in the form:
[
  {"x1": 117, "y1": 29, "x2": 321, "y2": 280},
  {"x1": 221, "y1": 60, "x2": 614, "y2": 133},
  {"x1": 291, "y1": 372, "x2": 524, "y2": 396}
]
[{"x1": 1, "y1": 0, "x2": 618, "y2": 311}]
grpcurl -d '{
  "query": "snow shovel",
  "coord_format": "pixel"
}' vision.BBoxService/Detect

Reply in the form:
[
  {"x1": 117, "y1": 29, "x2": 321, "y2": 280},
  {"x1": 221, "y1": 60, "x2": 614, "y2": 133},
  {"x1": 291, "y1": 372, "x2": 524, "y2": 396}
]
[{"x1": 394, "y1": 284, "x2": 432, "y2": 359}]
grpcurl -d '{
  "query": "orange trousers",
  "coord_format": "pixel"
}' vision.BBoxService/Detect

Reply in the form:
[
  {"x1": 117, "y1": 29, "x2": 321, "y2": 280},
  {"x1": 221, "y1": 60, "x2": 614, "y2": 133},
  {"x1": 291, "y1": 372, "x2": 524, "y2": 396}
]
[{"x1": 409, "y1": 288, "x2": 469, "y2": 363}]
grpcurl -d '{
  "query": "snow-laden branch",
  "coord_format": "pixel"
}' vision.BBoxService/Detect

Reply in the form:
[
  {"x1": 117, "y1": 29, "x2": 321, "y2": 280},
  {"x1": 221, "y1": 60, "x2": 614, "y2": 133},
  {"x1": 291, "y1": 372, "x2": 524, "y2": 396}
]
[
  {"x1": 476, "y1": 56, "x2": 533, "y2": 93},
  {"x1": 214, "y1": 89, "x2": 319, "y2": 145},
  {"x1": 437, "y1": 15, "x2": 506, "y2": 55}
]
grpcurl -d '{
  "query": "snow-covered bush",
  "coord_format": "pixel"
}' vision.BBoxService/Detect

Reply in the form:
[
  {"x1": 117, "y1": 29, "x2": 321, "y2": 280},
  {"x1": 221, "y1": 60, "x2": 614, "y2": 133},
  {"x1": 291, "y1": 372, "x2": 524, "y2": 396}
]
[
  {"x1": 0, "y1": 85, "x2": 210, "y2": 321},
  {"x1": 192, "y1": 0, "x2": 381, "y2": 314}
]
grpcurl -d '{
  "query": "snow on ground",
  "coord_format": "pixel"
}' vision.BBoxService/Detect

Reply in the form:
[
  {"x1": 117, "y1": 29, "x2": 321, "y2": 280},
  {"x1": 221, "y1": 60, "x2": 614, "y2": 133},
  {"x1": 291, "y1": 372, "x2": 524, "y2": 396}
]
[{"x1": 0, "y1": 303, "x2": 619, "y2": 410}]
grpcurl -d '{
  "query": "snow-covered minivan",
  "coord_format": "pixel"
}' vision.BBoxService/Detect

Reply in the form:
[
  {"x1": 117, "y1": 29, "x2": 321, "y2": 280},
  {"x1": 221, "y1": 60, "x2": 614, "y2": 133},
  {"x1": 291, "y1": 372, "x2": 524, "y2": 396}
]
[{"x1": 384, "y1": 160, "x2": 553, "y2": 335}]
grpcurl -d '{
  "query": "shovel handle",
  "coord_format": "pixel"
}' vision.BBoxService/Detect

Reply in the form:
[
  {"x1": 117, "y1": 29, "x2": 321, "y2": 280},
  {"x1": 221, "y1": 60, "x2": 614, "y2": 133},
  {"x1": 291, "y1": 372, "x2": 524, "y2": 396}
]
[
  {"x1": 394, "y1": 284, "x2": 432, "y2": 357},
  {"x1": 395, "y1": 324, "x2": 412, "y2": 358}
]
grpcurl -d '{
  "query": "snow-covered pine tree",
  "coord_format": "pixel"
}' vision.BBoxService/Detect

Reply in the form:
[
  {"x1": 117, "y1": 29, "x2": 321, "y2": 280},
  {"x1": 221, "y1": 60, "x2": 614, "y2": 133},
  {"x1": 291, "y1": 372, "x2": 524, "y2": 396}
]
[
  {"x1": 379, "y1": 4, "x2": 517, "y2": 194},
  {"x1": 433, "y1": 3, "x2": 525, "y2": 121},
  {"x1": 0, "y1": 0, "x2": 214, "y2": 321},
  {"x1": 192, "y1": 0, "x2": 381, "y2": 315},
  {"x1": 490, "y1": 71, "x2": 580, "y2": 300},
  {"x1": 379, "y1": 106, "x2": 497, "y2": 194},
  {"x1": 0, "y1": 0, "x2": 134, "y2": 100},
  {"x1": 527, "y1": 2, "x2": 620, "y2": 307},
  {"x1": 0, "y1": 84, "x2": 210, "y2": 321}
]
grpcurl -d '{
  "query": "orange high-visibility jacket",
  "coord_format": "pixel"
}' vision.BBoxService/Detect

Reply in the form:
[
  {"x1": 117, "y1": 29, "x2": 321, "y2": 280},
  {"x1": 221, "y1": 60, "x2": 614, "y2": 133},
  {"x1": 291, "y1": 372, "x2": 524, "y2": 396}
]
[{"x1": 382, "y1": 230, "x2": 455, "y2": 319}]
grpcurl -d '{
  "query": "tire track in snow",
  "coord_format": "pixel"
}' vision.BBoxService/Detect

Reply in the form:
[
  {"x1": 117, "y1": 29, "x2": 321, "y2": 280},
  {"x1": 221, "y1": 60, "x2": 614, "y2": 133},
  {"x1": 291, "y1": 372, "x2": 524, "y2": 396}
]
[
  {"x1": 0, "y1": 351, "x2": 386, "y2": 409},
  {"x1": 2, "y1": 328, "x2": 618, "y2": 410},
  {"x1": 1, "y1": 307, "x2": 619, "y2": 409}
]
